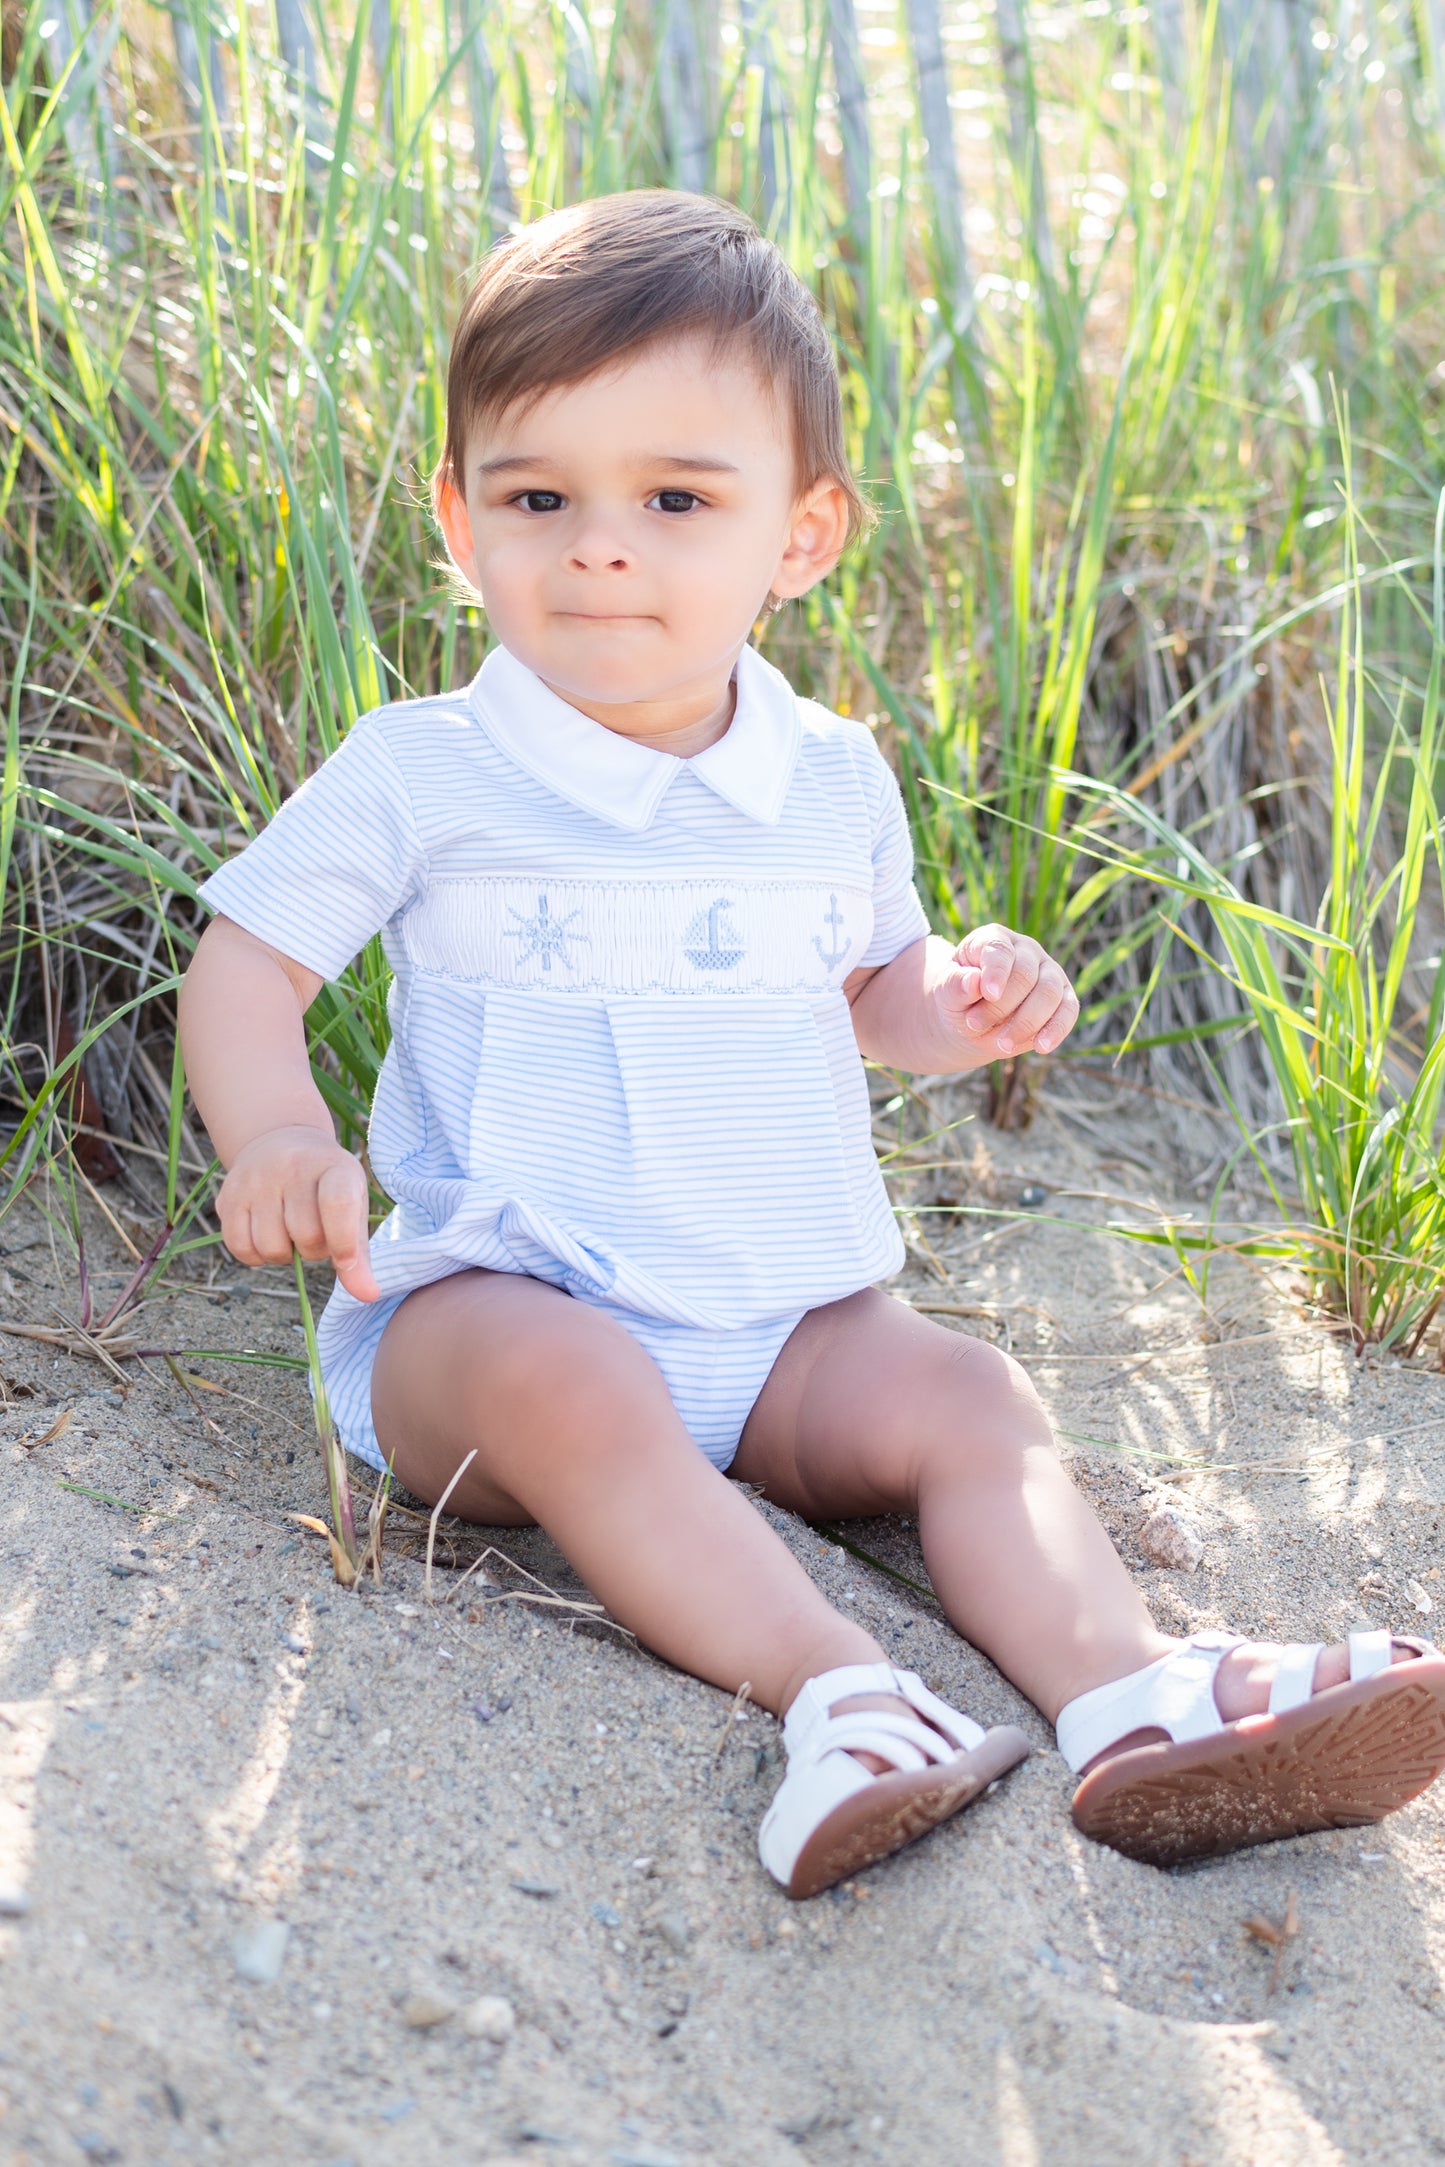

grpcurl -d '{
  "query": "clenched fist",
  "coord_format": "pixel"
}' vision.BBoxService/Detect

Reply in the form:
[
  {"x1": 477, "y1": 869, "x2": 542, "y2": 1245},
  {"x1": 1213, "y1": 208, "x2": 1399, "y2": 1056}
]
[
  {"x1": 216, "y1": 1124, "x2": 380, "y2": 1303},
  {"x1": 933, "y1": 925, "x2": 1079, "y2": 1063}
]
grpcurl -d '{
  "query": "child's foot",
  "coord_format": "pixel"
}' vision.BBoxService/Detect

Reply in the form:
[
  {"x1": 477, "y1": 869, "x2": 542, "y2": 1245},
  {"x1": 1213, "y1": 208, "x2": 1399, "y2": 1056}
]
[
  {"x1": 1058, "y1": 1630, "x2": 1445, "y2": 1866},
  {"x1": 758, "y1": 1663, "x2": 1030, "y2": 1900}
]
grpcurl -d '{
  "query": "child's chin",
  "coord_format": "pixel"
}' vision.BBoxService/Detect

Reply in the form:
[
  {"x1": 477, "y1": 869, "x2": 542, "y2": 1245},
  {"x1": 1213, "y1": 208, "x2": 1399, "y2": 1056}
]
[{"x1": 545, "y1": 653, "x2": 671, "y2": 703}]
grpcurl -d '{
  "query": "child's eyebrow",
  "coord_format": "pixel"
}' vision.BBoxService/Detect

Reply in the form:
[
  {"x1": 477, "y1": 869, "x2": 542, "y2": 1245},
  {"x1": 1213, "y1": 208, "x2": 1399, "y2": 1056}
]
[{"x1": 475, "y1": 452, "x2": 742, "y2": 479}]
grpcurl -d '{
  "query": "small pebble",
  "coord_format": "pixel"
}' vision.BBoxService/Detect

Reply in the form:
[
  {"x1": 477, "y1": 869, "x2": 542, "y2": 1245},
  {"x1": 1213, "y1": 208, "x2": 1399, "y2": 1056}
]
[
  {"x1": 282, "y1": 1632, "x2": 307, "y2": 1654},
  {"x1": 233, "y1": 1919, "x2": 290, "y2": 1985},
  {"x1": 0, "y1": 1886, "x2": 31, "y2": 1919},
  {"x1": 591, "y1": 1901, "x2": 623, "y2": 1928},
  {"x1": 461, "y1": 1994, "x2": 516, "y2": 2044},
  {"x1": 655, "y1": 1912, "x2": 690, "y2": 1955},
  {"x1": 401, "y1": 1993, "x2": 456, "y2": 2030},
  {"x1": 1138, "y1": 1506, "x2": 1204, "y2": 1573},
  {"x1": 510, "y1": 1877, "x2": 560, "y2": 1899},
  {"x1": 1019, "y1": 1184, "x2": 1048, "y2": 1208}
]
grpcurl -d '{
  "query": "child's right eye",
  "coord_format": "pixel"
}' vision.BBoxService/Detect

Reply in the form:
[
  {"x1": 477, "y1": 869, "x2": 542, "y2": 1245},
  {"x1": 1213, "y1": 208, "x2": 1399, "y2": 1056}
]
[{"x1": 515, "y1": 490, "x2": 565, "y2": 513}]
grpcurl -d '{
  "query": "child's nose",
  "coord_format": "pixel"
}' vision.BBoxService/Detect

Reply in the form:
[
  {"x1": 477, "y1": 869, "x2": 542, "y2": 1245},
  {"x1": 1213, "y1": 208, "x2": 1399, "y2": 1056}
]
[{"x1": 565, "y1": 511, "x2": 635, "y2": 572}]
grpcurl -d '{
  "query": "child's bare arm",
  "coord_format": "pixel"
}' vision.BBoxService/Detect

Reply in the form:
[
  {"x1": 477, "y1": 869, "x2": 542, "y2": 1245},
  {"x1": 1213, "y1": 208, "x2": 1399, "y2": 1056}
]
[
  {"x1": 844, "y1": 924, "x2": 1079, "y2": 1074},
  {"x1": 178, "y1": 915, "x2": 380, "y2": 1301}
]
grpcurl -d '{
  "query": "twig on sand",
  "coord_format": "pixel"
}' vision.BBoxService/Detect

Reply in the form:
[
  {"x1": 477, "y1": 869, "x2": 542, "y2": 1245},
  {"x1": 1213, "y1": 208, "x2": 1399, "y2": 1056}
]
[
  {"x1": 714, "y1": 1680, "x2": 753, "y2": 1759},
  {"x1": 424, "y1": 1451, "x2": 477, "y2": 1605}
]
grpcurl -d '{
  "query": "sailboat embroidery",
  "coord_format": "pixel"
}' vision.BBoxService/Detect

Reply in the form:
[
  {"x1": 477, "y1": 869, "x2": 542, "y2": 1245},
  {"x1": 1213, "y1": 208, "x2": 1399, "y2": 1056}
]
[
  {"x1": 812, "y1": 893, "x2": 852, "y2": 971},
  {"x1": 683, "y1": 897, "x2": 745, "y2": 971},
  {"x1": 506, "y1": 892, "x2": 588, "y2": 973}
]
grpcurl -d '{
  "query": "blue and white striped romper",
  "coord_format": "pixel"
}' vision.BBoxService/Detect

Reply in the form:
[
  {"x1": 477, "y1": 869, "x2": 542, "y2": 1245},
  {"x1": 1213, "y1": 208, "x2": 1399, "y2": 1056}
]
[{"x1": 197, "y1": 639, "x2": 931, "y2": 1473}]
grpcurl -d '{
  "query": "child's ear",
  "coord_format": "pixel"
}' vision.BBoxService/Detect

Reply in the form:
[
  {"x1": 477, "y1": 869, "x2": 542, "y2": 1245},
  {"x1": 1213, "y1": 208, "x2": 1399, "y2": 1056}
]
[
  {"x1": 435, "y1": 474, "x2": 480, "y2": 585},
  {"x1": 770, "y1": 478, "x2": 851, "y2": 601}
]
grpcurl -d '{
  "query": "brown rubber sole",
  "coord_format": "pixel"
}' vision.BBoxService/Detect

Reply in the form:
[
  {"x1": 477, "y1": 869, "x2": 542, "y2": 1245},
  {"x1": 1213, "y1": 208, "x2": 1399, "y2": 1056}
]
[
  {"x1": 787, "y1": 1724, "x2": 1032, "y2": 1900},
  {"x1": 1071, "y1": 1655, "x2": 1445, "y2": 1868}
]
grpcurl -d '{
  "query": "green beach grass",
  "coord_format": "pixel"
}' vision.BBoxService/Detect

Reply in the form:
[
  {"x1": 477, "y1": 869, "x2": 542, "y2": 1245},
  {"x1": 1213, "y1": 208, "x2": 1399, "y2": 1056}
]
[{"x1": 3, "y1": 0, "x2": 1445, "y2": 1381}]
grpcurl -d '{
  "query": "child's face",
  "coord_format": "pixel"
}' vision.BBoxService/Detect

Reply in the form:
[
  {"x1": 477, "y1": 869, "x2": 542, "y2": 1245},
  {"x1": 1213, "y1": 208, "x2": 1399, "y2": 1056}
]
[{"x1": 437, "y1": 336, "x2": 848, "y2": 731}]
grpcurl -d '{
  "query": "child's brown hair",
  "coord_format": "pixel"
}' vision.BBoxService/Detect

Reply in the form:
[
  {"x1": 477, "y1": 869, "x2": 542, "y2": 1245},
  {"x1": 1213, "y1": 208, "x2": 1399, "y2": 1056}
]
[{"x1": 430, "y1": 189, "x2": 872, "y2": 556}]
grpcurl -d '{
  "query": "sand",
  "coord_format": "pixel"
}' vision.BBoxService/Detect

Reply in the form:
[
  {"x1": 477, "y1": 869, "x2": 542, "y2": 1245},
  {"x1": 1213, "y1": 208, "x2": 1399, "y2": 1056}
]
[{"x1": 4, "y1": 1069, "x2": 1445, "y2": 2166}]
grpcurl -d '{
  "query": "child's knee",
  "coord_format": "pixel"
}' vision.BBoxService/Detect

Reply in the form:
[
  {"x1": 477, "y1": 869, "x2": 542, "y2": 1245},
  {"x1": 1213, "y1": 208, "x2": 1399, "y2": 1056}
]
[{"x1": 924, "y1": 1335, "x2": 1054, "y2": 1470}]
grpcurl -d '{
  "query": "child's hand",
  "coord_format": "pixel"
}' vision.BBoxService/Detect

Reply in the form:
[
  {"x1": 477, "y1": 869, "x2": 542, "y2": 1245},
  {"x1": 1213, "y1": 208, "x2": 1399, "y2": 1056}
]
[
  {"x1": 936, "y1": 925, "x2": 1079, "y2": 1063},
  {"x1": 215, "y1": 1124, "x2": 381, "y2": 1302}
]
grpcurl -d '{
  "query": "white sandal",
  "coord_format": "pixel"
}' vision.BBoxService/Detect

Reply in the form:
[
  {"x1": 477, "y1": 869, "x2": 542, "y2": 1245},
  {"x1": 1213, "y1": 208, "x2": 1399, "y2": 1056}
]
[
  {"x1": 758, "y1": 1662, "x2": 1031, "y2": 1899},
  {"x1": 1058, "y1": 1628, "x2": 1445, "y2": 1866}
]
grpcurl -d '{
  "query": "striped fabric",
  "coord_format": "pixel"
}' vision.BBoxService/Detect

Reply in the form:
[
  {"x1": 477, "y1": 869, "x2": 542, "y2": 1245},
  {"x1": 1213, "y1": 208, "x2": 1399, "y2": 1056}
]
[{"x1": 197, "y1": 640, "x2": 931, "y2": 1472}]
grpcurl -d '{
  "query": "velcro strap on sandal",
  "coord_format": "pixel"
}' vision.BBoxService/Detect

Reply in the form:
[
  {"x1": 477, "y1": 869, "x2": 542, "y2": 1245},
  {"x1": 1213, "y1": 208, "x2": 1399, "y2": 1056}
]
[
  {"x1": 1268, "y1": 1642, "x2": 1324, "y2": 1714},
  {"x1": 782, "y1": 1664, "x2": 906, "y2": 1755},
  {"x1": 782, "y1": 1663, "x2": 987, "y2": 1763},
  {"x1": 791, "y1": 1712, "x2": 945, "y2": 1776},
  {"x1": 1348, "y1": 1629, "x2": 1393, "y2": 1680},
  {"x1": 888, "y1": 1670, "x2": 987, "y2": 1755}
]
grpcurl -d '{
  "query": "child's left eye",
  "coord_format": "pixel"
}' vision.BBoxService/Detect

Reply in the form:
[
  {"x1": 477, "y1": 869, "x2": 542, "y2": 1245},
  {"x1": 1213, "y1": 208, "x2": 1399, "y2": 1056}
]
[{"x1": 649, "y1": 490, "x2": 701, "y2": 514}]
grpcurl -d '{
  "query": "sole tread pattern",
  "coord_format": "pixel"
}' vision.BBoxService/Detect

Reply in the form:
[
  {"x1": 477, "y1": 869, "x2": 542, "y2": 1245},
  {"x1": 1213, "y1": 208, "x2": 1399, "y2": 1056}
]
[
  {"x1": 1074, "y1": 1670, "x2": 1445, "y2": 1867},
  {"x1": 788, "y1": 1724, "x2": 1031, "y2": 1899}
]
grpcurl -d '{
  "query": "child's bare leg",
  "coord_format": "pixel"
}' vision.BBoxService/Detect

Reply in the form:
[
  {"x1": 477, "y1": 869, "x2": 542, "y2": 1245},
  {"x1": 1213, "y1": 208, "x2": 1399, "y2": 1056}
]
[
  {"x1": 732, "y1": 1289, "x2": 1408, "y2": 1729},
  {"x1": 369, "y1": 1269, "x2": 887, "y2": 1717}
]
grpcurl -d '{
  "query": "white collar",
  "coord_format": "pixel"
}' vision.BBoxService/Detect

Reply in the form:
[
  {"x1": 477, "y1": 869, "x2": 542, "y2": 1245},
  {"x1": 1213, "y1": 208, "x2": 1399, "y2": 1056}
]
[{"x1": 466, "y1": 641, "x2": 801, "y2": 833}]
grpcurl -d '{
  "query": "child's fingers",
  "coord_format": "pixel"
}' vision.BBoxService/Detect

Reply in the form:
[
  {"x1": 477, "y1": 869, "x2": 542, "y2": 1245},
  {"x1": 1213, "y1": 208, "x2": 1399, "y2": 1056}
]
[
  {"x1": 992, "y1": 972, "x2": 1079, "y2": 1057},
  {"x1": 220, "y1": 1203, "x2": 261, "y2": 1270},
  {"x1": 955, "y1": 925, "x2": 1020, "y2": 1006},
  {"x1": 957, "y1": 945, "x2": 1043, "y2": 1035},
  {"x1": 317, "y1": 1160, "x2": 379, "y2": 1302},
  {"x1": 1032, "y1": 980, "x2": 1080, "y2": 1055},
  {"x1": 246, "y1": 1196, "x2": 298, "y2": 1267}
]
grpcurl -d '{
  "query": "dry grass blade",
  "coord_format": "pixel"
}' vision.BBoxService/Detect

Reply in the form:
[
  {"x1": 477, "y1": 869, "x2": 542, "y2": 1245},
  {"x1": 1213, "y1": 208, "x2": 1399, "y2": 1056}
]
[
  {"x1": 714, "y1": 1680, "x2": 753, "y2": 1759},
  {"x1": 161, "y1": 1352, "x2": 223, "y2": 1437},
  {"x1": 0, "y1": 1317, "x2": 137, "y2": 1370},
  {"x1": 20, "y1": 1406, "x2": 72, "y2": 1450},
  {"x1": 355, "y1": 1459, "x2": 395, "y2": 1586},
  {"x1": 423, "y1": 1450, "x2": 477, "y2": 1606},
  {"x1": 457, "y1": 1544, "x2": 635, "y2": 1640},
  {"x1": 287, "y1": 1511, "x2": 358, "y2": 1589},
  {"x1": 1243, "y1": 1888, "x2": 1300, "y2": 1994}
]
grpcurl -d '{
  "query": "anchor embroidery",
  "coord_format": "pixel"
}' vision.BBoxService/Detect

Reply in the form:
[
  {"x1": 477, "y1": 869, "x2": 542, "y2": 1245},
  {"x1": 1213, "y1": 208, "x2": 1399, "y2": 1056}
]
[
  {"x1": 683, "y1": 897, "x2": 745, "y2": 971},
  {"x1": 812, "y1": 893, "x2": 852, "y2": 972},
  {"x1": 506, "y1": 891, "x2": 588, "y2": 973}
]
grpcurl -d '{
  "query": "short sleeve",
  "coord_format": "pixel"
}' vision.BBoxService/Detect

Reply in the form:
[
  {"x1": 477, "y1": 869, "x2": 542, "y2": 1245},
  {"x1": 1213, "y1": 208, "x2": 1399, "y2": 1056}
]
[
  {"x1": 858, "y1": 745, "x2": 930, "y2": 968},
  {"x1": 196, "y1": 720, "x2": 425, "y2": 981}
]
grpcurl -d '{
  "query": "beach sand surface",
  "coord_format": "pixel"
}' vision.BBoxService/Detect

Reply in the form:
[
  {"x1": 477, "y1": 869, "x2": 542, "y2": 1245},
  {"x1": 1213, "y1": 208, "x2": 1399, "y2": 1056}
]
[{"x1": 3, "y1": 1072, "x2": 1445, "y2": 2165}]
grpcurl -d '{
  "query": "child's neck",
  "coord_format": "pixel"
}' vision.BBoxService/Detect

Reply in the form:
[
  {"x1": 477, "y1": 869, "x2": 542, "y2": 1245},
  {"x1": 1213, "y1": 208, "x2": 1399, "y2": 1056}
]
[{"x1": 539, "y1": 669, "x2": 737, "y2": 759}]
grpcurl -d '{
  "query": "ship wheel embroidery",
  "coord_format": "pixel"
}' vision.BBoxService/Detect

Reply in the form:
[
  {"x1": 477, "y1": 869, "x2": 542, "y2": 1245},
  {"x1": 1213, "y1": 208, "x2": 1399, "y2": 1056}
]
[
  {"x1": 506, "y1": 892, "x2": 589, "y2": 973},
  {"x1": 812, "y1": 893, "x2": 852, "y2": 971},
  {"x1": 684, "y1": 897, "x2": 745, "y2": 971}
]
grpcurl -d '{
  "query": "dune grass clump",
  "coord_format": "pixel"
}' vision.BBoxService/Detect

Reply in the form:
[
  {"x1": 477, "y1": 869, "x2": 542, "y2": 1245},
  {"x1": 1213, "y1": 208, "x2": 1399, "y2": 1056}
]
[{"x1": 1051, "y1": 469, "x2": 1445, "y2": 1353}]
